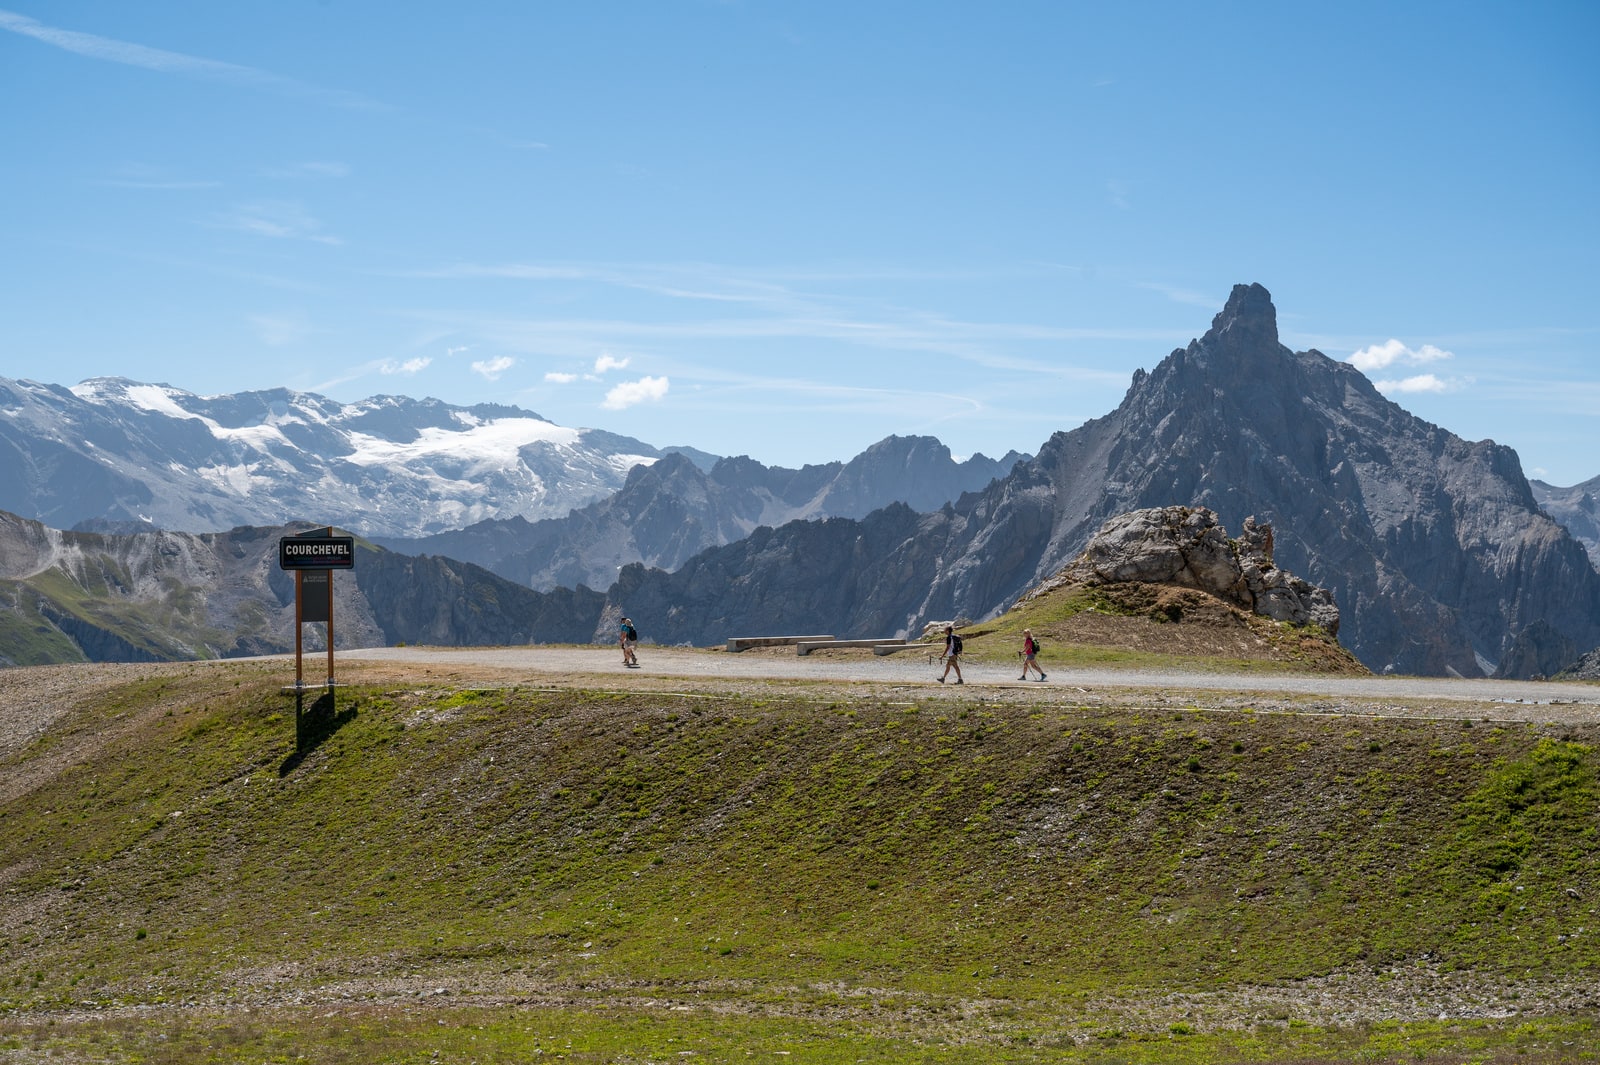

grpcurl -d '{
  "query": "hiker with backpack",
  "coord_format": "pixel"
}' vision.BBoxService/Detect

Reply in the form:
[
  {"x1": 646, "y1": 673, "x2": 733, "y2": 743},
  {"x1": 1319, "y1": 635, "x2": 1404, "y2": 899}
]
[
  {"x1": 619, "y1": 617, "x2": 639, "y2": 668},
  {"x1": 1019, "y1": 628, "x2": 1046, "y2": 681},
  {"x1": 937, "y1": 625, "x2": 964, "y2": 685}
]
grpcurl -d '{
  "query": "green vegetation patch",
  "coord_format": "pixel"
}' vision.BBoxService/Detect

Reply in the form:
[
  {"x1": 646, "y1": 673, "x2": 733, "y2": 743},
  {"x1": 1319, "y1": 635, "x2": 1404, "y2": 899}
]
[
  {"x1": 2, "y1": 669, "x2": 1596, "y2": 1058},
  {"x1": 0, "y1": 1008, "x2": 1593, "y2": 1063}
]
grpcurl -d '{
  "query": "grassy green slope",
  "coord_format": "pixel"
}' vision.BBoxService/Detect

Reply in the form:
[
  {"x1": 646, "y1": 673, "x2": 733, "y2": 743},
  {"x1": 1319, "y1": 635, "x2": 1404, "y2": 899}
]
[
  {"x1": 0, "y1": 567, "x2": 217, "y2": 665},
  {"x1": 3, "y1": 669, "x2": 1597, "y2": 1061},
  {"x1": 944, "y1": 581, "x2": 1367, "y2": 676}
]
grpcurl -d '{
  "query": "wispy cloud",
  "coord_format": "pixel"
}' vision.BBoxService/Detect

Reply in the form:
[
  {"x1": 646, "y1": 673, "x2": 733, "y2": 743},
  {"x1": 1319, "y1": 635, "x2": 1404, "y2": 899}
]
[
  {"x1": 397, "y1": 259, "x2": 1177, "y2": 381},
  {"x1": 472, "y1": 356, "x2": 515, "y2": 381},
  {"x1": 247, "y1": 313, "x2": 312, "y2": 347},
  {"x1": 544, "y1": 371, "x2": 577, "y2": 384},
  {"x1": 1373, "y1": 373, "x2": 1451, "y2": 394},
  {"x1": 1348, "y1": 338, "x2": 1454, "y2": 373},
  {"x1": 266, "y1": 161, "x2": 351, "y2": 179},
  {"x1": 602, "y1": 376, "x2": 670, "y2": 410},
  {"x1": 0, "y1": 8, "x2": 380, "y2": 109},
  {"x1": 215, "y1": 201, "x2": 341, "y2": 245},
  {"x1": 98, "y1": 177, "x2": 221, "y2": 191},
  {"x1": 382, "y1": 356, "x2": 431, "y2": 375},
  {"x1": 1107, "y1": 180, "x2": 1131, "y2": 210},
  {"x1": 1137, "y1": 282, "x2": 1218, "y2": 309},
  {"x1": 594, "y1": 352, "x2": 630, "y2": 374}
]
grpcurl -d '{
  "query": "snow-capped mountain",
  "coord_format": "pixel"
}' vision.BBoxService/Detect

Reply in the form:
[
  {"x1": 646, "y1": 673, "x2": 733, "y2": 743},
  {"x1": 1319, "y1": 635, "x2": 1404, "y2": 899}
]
[{"x1": 0, "y1": 376, "x2": 691, "y2": 537}]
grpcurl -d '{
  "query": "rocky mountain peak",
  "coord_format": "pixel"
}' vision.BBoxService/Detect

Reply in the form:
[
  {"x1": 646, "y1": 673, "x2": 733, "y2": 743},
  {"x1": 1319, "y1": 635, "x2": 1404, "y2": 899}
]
[{"x1": 1205, "y1": 282, "x2": 1280, "y2": 354}]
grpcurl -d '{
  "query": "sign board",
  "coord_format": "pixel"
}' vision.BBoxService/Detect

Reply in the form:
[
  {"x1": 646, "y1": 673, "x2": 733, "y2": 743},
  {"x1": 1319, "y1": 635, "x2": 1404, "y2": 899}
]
[
  {"x1": 301, "y1": 569, "x2": 331, "y2": 623},
  {"x1": 278, "y1": 534, "x2": 355, "y2": 570}
]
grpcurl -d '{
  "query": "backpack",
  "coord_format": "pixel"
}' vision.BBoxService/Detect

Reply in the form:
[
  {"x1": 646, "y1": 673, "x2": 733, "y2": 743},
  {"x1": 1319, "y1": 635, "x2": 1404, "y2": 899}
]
[
  {"x1": 623, "y1": 624, "x2": 637, "y2": 641},
  {"x1": 951, "y1": 633, "x2": 964, "y2": 655}
]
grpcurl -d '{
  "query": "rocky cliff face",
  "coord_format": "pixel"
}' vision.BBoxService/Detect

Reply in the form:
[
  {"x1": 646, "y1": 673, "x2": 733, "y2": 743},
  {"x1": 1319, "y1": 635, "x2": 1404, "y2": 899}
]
[
  {"x1": 599, "y1": 285, "x2": 1600, "y2": 677},
  {"x1": 378, "y1": 436, "x2": 1024, "y2": 592},
  {"x1": 603, "y1": 503, "x2": 940, "y2": 646},
  {"x1": 1557, "y1": 646, "x2": 1600, "y2": 681},
  {"x1": 1532, "y1": 475, "x2": 1600, "y2": 570}
]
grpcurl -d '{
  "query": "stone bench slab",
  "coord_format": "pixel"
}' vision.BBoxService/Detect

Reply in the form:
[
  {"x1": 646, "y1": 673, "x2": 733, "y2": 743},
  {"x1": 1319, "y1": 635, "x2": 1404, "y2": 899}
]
[
  {"x1": 796, "y1": 639, "x2": 907, "y2": 656},
  {"x1": 725, "y1": 635, "x2": 836, "y2": 652}
]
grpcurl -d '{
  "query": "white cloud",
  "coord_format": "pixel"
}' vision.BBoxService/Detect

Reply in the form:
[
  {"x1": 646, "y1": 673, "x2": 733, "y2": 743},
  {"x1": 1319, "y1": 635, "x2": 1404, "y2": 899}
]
[
  {"x1": 471, "y1": 356, "x2": 515, "y2": 381},
  {"x1": 1374, "y1": 373, "x2": 1449, "y2": 394},
  {"x1": 217, "y1": 201, "x2": 341, "y2": 245},
  {"x1": 544, "y1": 371, "x2": 577, "y2": 384},
  {"x1": 0, "y1": 9, "x2": 378, "y2": 109},
  {"x1": 601, "y1": 375, "x2": 669, "y2": 410},
  {"x1": 594, "y1": 352, "x2": 631, "y2": 374},
  {"x1": 1348, "y1": 339, "x2": 1453, "y2": 373},
  {"x1": 382, "y1": 357, "x2": 431, "y2": 375}
]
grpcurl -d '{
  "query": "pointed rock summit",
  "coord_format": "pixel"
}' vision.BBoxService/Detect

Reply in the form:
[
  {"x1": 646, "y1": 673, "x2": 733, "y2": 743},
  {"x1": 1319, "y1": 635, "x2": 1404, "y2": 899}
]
[{"x1": 1206, "y1": 281, "x2": 1280, "y2": 353}]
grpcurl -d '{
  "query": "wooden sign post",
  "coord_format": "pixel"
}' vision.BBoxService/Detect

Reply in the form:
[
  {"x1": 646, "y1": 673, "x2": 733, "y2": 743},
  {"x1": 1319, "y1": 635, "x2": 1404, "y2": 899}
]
[{"x1": 277, "y1": 526, "x2": 355, "y2": 692}]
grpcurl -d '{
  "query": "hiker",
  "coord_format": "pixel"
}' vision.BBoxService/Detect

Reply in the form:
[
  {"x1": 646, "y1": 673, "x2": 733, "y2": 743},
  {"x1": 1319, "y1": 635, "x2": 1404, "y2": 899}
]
[
  {"x1": 1019, "y1": 628, "x2": 1046, "y2": 681},
  {"x1": 937, "y1": 625, "x2": 964, "y2": 684},
  {"x1": 619, "y1": 616, "x2": 639, "y2": 667}
]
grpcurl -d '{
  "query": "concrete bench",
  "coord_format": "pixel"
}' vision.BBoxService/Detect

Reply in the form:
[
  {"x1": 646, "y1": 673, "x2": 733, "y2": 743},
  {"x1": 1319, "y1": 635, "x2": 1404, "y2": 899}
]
[
  {"x1": 872, "y1": 642, "x2": 936, "y2": 656},
  {"x1": 796, "y1": 639, "x2": 907, "y2": 656},
  {"x1": 725, "y1": 635, "x2": 835, "y2": 653}
]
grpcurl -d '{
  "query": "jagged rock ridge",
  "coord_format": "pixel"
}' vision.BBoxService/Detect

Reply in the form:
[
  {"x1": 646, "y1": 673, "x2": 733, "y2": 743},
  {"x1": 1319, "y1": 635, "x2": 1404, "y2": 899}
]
[{"x1": 377, "y1": 436, "x2": 1026, "y2": 592}]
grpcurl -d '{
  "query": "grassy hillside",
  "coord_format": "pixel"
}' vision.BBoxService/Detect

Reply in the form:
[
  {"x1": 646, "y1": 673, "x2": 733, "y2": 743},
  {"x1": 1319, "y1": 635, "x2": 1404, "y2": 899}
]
[
  {"x1": 1, "y1": 664, "x2": 1595, "y2": 1062},
  {"x1": 949, "y1": 580, "x2": 1368, "y2": 675}
]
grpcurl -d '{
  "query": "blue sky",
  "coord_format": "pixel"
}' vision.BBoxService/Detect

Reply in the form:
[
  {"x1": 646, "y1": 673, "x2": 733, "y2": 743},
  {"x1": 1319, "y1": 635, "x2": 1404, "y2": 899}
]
[{"x1": 2, "y1": 2, "x2": 1596, "y2": 484}]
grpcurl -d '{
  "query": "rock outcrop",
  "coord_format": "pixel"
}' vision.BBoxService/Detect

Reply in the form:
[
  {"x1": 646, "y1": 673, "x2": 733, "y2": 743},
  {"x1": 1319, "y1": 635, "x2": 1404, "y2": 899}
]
[{"x1": 1032, "y1": 507, "x2": 1339, "y2": 635}]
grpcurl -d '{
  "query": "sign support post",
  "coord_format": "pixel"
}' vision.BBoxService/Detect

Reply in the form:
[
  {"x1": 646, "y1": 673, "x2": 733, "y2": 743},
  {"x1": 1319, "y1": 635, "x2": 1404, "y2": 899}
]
[
  {"x1": 294, "y1": 570, "x2": 304, "y2": 691},
  {"x1": 277, "y1": 528, "x2": 356, "y2": 749}
]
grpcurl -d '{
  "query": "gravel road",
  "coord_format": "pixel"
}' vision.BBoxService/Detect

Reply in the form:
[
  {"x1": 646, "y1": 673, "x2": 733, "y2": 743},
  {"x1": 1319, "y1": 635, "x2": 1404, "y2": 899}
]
[{"x1": 331, "y1": 644, "x2": 1600, "y2": 713}]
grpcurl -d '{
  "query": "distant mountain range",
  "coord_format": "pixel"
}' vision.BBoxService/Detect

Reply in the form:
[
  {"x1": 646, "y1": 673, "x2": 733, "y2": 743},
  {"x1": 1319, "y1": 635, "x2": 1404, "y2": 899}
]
[
  {"x1": 0, "y1": 377, "x2": 714, "y2": 538},
  {"x1": 0, "y1": 510, "x2": 601, "y2": 667},
  {"x1": 2, "y1": 284, "x2": 1598, "y2": 678},
  {"x1": 375, "y1": 436, "x2": 1026, "y2": 592}
]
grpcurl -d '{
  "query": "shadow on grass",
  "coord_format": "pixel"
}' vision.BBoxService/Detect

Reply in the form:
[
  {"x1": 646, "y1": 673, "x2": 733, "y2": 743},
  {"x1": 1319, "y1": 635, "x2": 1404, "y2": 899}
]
[{"x1": 279, "y1": 690, "x2": 358, "y2": 776}]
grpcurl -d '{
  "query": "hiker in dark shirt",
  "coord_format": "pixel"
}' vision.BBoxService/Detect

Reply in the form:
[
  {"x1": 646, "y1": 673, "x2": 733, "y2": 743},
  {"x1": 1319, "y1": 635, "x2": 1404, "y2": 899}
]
[
  {"x1": 937, "y1": 625, "x2": 964, "y2": 685},
  {"x1": 619, "y1": 617, "x2": 639, "y2": 667}
]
